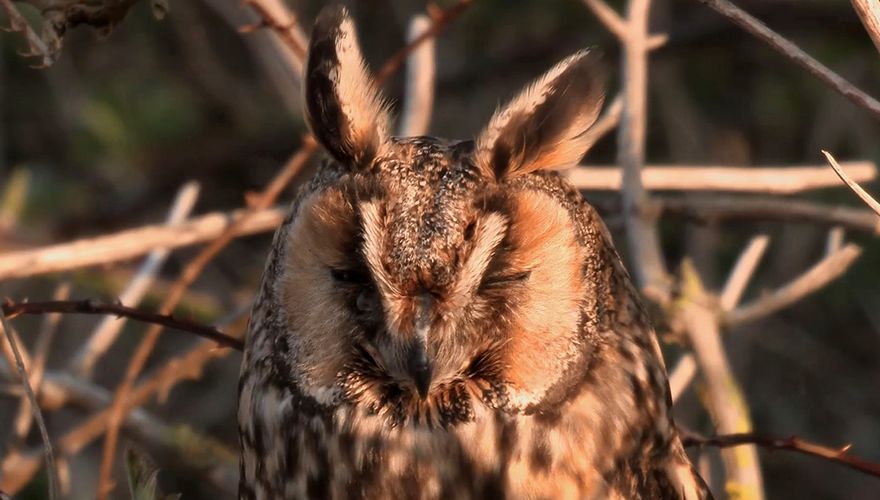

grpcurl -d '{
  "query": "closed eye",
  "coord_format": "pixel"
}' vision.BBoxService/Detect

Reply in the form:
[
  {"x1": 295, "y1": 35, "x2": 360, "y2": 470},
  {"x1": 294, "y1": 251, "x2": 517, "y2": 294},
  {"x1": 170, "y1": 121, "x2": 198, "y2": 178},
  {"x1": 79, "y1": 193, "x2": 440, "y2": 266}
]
[
  {"x1": 330, "y1": 267, "x2": 372, "y2": 285},
  {"x1": 480, "y1": 270, "x2": 530, "y2": 289}
]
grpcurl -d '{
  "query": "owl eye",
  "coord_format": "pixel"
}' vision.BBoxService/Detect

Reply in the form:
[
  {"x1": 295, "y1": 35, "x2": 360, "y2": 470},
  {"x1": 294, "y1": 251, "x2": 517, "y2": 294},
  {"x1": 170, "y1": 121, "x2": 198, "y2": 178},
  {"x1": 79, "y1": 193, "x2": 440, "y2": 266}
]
[
  {"x1": 330, "y1": 268, "x2": 371, "y2": 285},
  {"x1": 480, "y1": 271, "x2": 531, "y2": 289}
]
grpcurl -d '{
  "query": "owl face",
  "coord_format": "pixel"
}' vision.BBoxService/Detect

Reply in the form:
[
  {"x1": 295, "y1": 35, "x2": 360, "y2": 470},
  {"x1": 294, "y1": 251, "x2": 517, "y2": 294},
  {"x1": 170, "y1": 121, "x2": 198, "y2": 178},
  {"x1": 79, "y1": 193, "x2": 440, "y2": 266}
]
[{"x1": 272, "y1": 6, "x2": 607, "y2": 426}]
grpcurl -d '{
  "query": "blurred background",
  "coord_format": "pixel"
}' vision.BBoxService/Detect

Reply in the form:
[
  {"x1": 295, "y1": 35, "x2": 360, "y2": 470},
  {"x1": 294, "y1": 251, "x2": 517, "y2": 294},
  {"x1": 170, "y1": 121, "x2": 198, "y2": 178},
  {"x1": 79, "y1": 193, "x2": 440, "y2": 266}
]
[{"x1": 1, "y1": 0, "x2": 879, "y2": 498}]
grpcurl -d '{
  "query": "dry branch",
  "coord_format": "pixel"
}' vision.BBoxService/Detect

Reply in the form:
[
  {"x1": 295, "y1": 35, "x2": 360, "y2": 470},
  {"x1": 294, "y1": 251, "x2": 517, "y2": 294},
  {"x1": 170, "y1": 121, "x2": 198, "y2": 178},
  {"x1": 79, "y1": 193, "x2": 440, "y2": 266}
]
[
  {"x1": 726, "y1": 243, "x2": 863, "y2": 327},
  {"x1": 398, "y1": 14, "x2": 435, "y2": 137},
  {"x1": 655, "y1": 195, "x2": 880, "y2": 234},
  {"x1": 677, "y1": 260, "x2": 764, "y2": 497},
  {"x1": 1, "y1": 299, "x2": 243, "y2": 351},
  {"x1": 851, "y1": 0, "x2": 880, "y2": 56},
  {"x1": 0, "y1": 301, "x2": 58, "y2": 499},
  {"x1": 374, "y1": 0, "x2": 474, "y2": 85},
  {"x1": 241, "y1": 0, "x2": 308, "y2": 63},
  {"x1": 823, "y1": 151, "x2": 880, "y2": 216},
  {"x1": 570, "y1": 162, "x2": 878, "y2": 193},
  {"x1": 616, "y1": 0, "x2": 670, "y2": 298},
  {"x1": 683, "y1": 431, "x2": 880, "y2": 479},
  {"x1": 73, "y1": 182, "x2": 201, "y2": 377},
  {"x1": 696, "y1": 0, "x2": 880, "y2": 121},
  {"x1": 95, "y1": 140, "x2": 317, "y2": 499},
  {"x1": 0, "y1": 206, "x2": 285, "y2": 280}
]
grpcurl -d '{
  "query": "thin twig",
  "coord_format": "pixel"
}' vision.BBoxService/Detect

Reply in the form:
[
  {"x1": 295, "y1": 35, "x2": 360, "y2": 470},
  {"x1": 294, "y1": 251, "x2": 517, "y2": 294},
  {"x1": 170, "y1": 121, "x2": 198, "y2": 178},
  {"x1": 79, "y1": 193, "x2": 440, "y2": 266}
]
[
  {"x1": 683, "y1": 431, "x2": 880, "y2": 479},
  {"x1": 582, "y1": 0, "x2": 628, "y2": 40},
  {"x1": 0, "y1": 0, "x2": 54, "y2": 67},
  {"x1": 14, "y1": 283, "x2": 70, "y2": 441},
  {"x1": 73, "y1": 182, "x2": 201, "y2": 377},
  {"x1": 823, "y1": 150, "x2": 880, "y2": 216},
  {"x1": 653, "y1": 194, "x2": 880, "y2": 234},
  {"x1": 695, "y1": 0, "x2": 880, "y2": 121},
  {"x1": 241, "y1": 0, "x2": 308, "y2": 63},
  {"x1": 0, "y1": 301, "x2": 57, "y2": 499},
  {"x1": 374, "y1": 0, "x2": 474, "y2": 85},
  {"x1": 726, "y1": 243, "x2": 862, "y2": 327},
  {"x1": 95, "y1": 139, "x2": 316, "y2": 499},
  {"x1": 677, "y1": 260, "x2": 765, "y2": 498},
  {"x1": 671, "y1": 234, "x2": 769, "y2": 401},
  {"x1": 851, "y1": 0, "x2": 880, "y2": 56},
  {"x1": 1, "y1": 299, "x2": 243, "y2": 351},
  {"x1": 719, "y1": 234, "x2": 770, "y2": 311},
  {"x1": 397, "y1": 14, "x2": 436, "y2": 137}
]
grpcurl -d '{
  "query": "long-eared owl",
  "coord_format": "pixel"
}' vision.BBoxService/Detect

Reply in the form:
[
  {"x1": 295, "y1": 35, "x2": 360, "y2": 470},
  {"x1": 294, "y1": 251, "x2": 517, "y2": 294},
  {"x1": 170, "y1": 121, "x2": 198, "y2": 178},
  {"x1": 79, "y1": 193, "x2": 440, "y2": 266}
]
[{"x1": 238, "y1": 5, "x2": 710, "y2": 499}]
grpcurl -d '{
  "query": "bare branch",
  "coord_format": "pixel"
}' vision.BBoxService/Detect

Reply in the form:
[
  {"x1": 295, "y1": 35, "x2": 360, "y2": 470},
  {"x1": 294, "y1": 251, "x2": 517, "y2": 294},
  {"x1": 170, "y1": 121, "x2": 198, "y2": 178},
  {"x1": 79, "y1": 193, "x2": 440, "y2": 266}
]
[
  {"x1": 73, "y1": 182, "x2": 201, "y2": 377},
  {"x1": 242, "y1": 0, "x2": 308, "y2": 64},
  {"x1": 375, "y1": 0, "x2": 474, "y2": 85},
  {"x1": 397, "y1": 14, "x2": 435, "y2": 137},
  {"x1": 669, "y1": 354, "x2": 697, "y2": 402},
  {"x1": 14, "y1": 283, "x2": 69, "y2": 441},
  {"x1": 696, "y1": 0, "x2": 880, "y2": 121},
  {"x1": 719, "y1": 234, "x2": 770, "y2": 311},
  {"x1": 1, "y1": 299, "x2": 243, "y2": 351},
  {"x1": 571, "y1": 161, "x2": 878, "y2": 193},
  {"x1": 0, "y1": 299, "x2": 57, "y2": 499},
  {"x1": 582, "y1": 0, "x2": 628, "y2": 40},
  {"x1": 677, "y1": 260, "x2": 764, "y2": 497},
  {"x1": 95, "y1": 138, "x2": 316, "y2": 500},
  {"x1": 0, "y1": 0, "x2": 54, "y2": 67},
  {"x1": 0, "y1": 207, "x2": 285, "y2": 280},
  {"x1": 823, "y1": 150, "x2": 880, "y2": 216},
  {"x1": 653, "y1": 195, "x2": 880, "y2": 234},
  {"x1": 851, "y1": 0, "x2": 880, "y2": 56},
  {"x1": 617, "y1": 0, "x2": 670, "y2": 299},
  {"x1": 683, "y1": 431, "x2": 880, "y2": 479},
  {"x1": 726, "y1": 243, "x2": 862, "y2": 327}
]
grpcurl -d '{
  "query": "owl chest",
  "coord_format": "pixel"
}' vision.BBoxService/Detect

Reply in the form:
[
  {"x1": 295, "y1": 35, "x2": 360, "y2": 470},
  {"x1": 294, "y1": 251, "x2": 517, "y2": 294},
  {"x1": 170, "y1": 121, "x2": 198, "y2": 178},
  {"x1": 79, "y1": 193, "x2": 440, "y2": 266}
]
[{"x1": 240, "y1": 384, "x2": 613, "y2": 499}]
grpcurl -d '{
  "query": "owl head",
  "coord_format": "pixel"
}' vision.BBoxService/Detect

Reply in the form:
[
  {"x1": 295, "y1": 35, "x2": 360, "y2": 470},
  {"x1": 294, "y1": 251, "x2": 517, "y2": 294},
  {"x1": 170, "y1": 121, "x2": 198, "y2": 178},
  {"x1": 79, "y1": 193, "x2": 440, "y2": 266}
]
[{"x1": 260, "y1": 6, "x2": 607, "y2": 427}]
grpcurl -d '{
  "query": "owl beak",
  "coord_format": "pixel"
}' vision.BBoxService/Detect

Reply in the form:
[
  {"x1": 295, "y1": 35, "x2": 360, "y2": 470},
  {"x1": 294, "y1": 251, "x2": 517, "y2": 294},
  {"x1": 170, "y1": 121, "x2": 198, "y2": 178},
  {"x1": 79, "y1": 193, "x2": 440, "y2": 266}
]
[{"x1": 407, "y1": 340, "x2": 433, "y2": 399}]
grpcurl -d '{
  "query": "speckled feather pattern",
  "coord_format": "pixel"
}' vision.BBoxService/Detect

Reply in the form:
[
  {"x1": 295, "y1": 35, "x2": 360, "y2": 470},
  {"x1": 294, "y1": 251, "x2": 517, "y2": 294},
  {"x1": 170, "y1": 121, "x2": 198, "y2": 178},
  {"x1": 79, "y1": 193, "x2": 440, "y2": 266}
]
[{"x1": 238, "y1": 6, "x2": 710, "y2": 499}]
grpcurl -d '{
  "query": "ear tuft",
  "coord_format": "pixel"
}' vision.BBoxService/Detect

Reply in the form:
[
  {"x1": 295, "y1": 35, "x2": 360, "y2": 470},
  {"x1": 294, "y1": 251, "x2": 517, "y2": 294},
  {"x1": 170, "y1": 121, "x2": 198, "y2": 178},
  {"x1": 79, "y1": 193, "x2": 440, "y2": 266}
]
[
  {"x1": 304, "y1": 6, "x2": 390, "y2": 168},
  {"x1": 474, "y1": 50, "x2": 606, "y2": 180}
]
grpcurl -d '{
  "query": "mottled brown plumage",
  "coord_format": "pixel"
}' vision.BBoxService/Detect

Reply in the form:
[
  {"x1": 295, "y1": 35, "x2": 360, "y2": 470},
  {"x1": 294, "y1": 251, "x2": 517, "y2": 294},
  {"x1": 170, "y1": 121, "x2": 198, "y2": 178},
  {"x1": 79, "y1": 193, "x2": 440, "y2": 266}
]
[{"x1": 238, "y1": 6, "x2": 711, "y2": 499}]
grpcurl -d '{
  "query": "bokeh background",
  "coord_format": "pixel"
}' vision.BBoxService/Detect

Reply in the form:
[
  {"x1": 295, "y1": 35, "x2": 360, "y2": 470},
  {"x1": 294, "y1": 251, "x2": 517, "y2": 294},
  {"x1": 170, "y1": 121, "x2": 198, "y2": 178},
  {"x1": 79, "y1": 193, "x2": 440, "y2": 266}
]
[{"x1": 1, "y1": 0, "x2": 879, "y2": 498}]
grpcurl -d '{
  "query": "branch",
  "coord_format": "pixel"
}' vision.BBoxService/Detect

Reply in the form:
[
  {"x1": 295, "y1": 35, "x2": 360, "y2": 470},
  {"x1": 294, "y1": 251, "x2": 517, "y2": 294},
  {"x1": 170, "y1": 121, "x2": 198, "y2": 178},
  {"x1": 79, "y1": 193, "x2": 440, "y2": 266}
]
[
  {"x1": 397, "y1": 14, "x2": 435, "y2": 137},
  {"x1": 725, "y1": 243, "x2": 862, "y2": 327},
  {"x1": 1, "y1": 299, "x2": 243, "y2": 351},
  {"x1": 0, "y1": 0, "x2": 54, "y2": 67},
  {"x1": 676, "y1": 260, "x2": 764, "y2": 497},
  {"x1": 0, "y1": 299, "x2": 58, "y2": 499},
  {"x1": 570, "y1": 161, "x2": 878, "y2": 193},
  {"x1": 823, "y1": 151, "x2": 880, "y2": 216},
  {"x1": 73, "y1": 182, "x2": 201, "y2": 377},
  {"x1": 654, "y1": 195, "x2": 880, "y2": 234},
  {"x1": 696, "y1": 0, "x2": 880, "y2": 121},
  {"x1": 617, "y1": 0, "x2": 670, "y2": 299},
  {"x1": 719, "y1": 234, "x2": 770, "y2": 311},
  {"x1": 851, "y1": 0, "x2": 880, "y2": 56},
  {"x1": 582, "y1": 0, "x2": 628, "y2": 40},
  {"x1": 374, "y1": 0, "x2": 474, "y2": 85},
  {"x1": 683, "y1": 431, "x2": 880, "y2": 479},
  {"x1": 0, "y1": 206, "x2": 285, "y2": 280},
  {"x1": 241, "y1": 0, "x2": 308, "y2": 64}
]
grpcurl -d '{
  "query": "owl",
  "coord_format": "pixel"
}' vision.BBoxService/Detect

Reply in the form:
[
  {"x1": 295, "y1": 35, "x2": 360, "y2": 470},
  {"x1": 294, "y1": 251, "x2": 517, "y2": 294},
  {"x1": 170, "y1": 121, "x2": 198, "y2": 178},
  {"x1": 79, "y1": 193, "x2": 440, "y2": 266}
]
[{"x1": 238, "y1": 6, "x2": 710, "y2": 499}]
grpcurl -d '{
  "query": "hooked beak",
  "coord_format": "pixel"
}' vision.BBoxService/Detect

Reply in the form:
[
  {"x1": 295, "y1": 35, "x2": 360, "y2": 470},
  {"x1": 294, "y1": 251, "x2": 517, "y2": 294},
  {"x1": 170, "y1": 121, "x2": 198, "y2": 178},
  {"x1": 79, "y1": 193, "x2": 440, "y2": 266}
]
[
  {"x1": 407, "y1": 293, "x2": 434, "y2": 399},
  {"x1": 406, "y1": 340, "x2": 432, "y2": 399}
]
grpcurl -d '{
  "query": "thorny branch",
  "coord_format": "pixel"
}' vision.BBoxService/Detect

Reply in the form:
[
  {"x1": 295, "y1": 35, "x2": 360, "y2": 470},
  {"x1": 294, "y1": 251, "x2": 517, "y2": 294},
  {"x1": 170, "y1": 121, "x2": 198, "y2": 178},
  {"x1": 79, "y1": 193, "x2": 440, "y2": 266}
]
[{"x1": 683, "y1": 432, "x2": 880, "y2": 479}]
